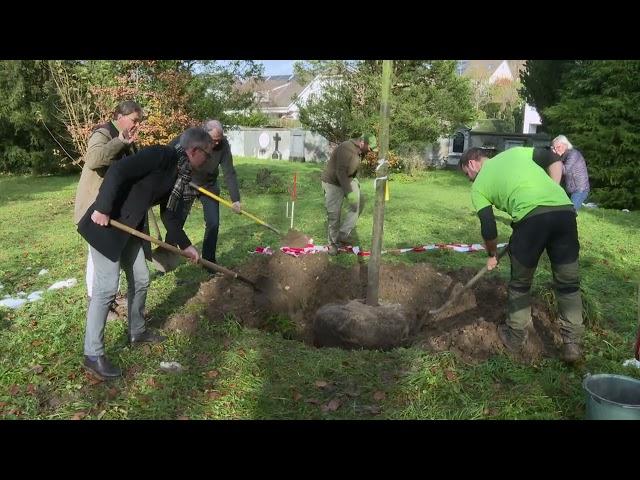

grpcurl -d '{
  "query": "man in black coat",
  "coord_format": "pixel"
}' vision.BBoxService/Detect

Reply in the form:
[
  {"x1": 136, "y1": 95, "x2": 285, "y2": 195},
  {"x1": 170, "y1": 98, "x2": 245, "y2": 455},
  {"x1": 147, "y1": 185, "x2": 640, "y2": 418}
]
[{"x1": 77, "y1": 127, "x2": 214, "y2": 379}]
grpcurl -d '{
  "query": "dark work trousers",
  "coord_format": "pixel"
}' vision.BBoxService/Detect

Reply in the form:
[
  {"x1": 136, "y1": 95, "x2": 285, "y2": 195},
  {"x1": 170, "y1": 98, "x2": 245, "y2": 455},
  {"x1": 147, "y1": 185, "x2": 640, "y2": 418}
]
[
  {"x1": 507, "y1": 209, "x2": 584, "y2": 343},
  {"x1": 170, "y1": 182, "x2": 221, "y2": 264}
]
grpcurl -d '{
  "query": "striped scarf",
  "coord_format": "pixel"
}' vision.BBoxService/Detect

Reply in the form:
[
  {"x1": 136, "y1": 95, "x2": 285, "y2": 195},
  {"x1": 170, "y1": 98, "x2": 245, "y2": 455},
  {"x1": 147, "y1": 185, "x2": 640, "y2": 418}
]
[{"x1": 167, "y1": 142, "x2": 197, "y2": 211}]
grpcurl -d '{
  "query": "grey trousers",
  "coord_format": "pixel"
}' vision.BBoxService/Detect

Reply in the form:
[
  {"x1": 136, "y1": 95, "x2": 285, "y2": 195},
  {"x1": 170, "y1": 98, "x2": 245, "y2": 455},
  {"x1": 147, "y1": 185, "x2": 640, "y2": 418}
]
[
  {"x1": 321, "y1": 179, "x2": 362, "y2": 246},
  {"x1": 84, "y1": 237, "x2": 149, "y2": 356}
]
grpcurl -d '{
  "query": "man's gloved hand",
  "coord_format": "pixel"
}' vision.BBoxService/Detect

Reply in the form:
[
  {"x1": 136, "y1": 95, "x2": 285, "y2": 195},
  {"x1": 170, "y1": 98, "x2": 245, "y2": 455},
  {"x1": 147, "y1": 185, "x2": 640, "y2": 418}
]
[{"x1": 231, "y1": 201, "x2": 242, "y2": 214}]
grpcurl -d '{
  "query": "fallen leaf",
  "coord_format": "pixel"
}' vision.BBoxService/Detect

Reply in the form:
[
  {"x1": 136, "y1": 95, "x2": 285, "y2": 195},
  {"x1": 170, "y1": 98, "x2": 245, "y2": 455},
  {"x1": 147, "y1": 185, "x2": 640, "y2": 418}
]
[
  {"x1": 8, "y1": 385, "x2": 20, "y2": 395},
  {"x1": 196, "y1": 353, "x2": 210, "y2": 366},
  {"x1": 321, "y1": 398, "x2": 342, "y2": 412},
  {"x1": 67, "y1": 372, "x2": 77, "y2": 380},
  {"x1": 26, "y1": 384, "x2": 37, "y2": 395},
  {"x1": 126, "y1": 365, "x2": 142, "y2": 376},
  {"x1": 314, "y1": 380, "x2": 329, "y2": 388},
  {"x1": 31, "y1": 340, "x2": 44, "y2": 347},
  {"x1": 373, "y1": 390, "x2": 386, "y2": 402},
  {"x1": 177, "y1": 415, "x2": 190, "y2": 420},
  {"x1": 292, "y1": 391, "x2": 302, "y2": 402},
  {"x1": 106, "y1": 387, "x2": 119, "y2": 399},
  {"x1": 206, "y1": 369, "x2": 220, "y2": 379},
  {"x1": 0, "y1": 401, "x2": 7, "y2": 408},
  {"x1": 84, "y1": 372, "x2": 103, "y2": 385},
  {"x1": 444, "y1": 369, "x2": 457, "y2": 382},
  {"x1": 31, "y1": 364, "x2": 44, "y2": 374},
  {"x1": 305, "y1": 398, "x2": 321, "y2": 405},
  {"x1": 207, "y1": 390, "x2": 222, "y2": 400},
  {"x1": 71, "y1": 411, "x2": 87, "y2": 420},
  {"x1": 365, "y1": 405, "x2": 382, "y2": 415}
]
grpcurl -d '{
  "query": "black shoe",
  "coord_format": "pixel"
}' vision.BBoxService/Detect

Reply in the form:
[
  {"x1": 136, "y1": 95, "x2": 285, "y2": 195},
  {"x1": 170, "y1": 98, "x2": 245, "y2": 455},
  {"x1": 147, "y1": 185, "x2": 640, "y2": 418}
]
[
  {"x1": 129, "y1": 329, "x2": 167, "y2": 345},
  {"x1": 83, "y1": 355, "x2": 122, "y2": 380},
  {"x1": 497, "y1": 324, "x2": 525, "y2": 353}
]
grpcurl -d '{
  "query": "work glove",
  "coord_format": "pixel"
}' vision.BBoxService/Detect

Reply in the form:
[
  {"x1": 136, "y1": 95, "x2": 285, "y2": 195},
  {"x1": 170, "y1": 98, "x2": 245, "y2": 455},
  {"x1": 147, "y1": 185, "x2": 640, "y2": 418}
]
[{"x1": 345, "y1": 193, "x2": 358, "y2": 213}]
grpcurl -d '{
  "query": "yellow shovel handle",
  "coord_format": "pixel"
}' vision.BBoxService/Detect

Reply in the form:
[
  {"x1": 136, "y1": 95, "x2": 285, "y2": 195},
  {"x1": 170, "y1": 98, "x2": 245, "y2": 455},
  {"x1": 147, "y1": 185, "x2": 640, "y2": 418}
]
[{"x1": 189, "y1": 182, "x2": 281, "y2": 235}]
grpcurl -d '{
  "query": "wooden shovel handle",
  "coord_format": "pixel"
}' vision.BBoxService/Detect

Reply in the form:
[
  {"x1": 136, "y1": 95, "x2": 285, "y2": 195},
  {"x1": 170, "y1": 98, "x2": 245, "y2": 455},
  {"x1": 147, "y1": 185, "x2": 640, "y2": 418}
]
[{"x1": 109, "y1": 219, "x2": 256, "y2": 288}]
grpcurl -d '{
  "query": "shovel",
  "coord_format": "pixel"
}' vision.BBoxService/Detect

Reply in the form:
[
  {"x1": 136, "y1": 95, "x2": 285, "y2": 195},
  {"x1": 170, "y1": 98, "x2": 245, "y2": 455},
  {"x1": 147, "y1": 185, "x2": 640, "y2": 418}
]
[
  {"x1": 429, "y1": 246, "x2": 509, "y2": 315},
  {"x1": 147, "y1": 207, "x2": 184, "y2": 273},
  {"x1": 189, "y1": 182, "x2": 282, "y2": 235},
  {"x1": 109, "y1": 219, "x2": 280, "y2": 307}
]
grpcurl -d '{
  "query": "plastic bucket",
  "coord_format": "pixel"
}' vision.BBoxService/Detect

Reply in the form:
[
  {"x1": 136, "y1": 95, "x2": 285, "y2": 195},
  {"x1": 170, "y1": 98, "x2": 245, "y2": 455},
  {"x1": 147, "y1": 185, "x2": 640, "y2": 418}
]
[{"x1": 583, "y1": 374, "x2": 640, "y2": 420}]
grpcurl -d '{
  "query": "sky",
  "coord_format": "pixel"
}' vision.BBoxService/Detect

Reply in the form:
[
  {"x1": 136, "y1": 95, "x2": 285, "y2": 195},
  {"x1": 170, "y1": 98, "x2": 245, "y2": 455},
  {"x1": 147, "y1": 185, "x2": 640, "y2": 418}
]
[{"x1": 257, "y1": 60, "x2": 296, "y2": 76}]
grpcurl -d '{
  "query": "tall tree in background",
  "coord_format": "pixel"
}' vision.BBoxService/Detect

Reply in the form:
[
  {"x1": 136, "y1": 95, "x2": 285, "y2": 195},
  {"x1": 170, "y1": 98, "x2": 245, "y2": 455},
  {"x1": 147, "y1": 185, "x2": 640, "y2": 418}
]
[
  {"x1": 0, "y1": 60, "x2": 266, "y2": 174},
  {"x1": 189, "y1": 60, "x2": 265, "y2": 127},
  {"x1": 465, "y1": 65, "x2": 525, "y2": 132},
  {"x1": 0, "y1": 60, "x2": 64, "y2": 174},
  {"x1": 295, "y1": 60, "x2": 475, "y2": 150},
  {"x1": 519, "y1": 60, "x2": 579, "y2": 129}
]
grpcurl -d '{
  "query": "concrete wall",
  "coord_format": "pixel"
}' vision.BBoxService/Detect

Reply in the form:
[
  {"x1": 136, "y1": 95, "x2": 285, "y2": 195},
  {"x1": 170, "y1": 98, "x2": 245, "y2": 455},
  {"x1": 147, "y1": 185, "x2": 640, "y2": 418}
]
[{"x1": 226, "y1": 127, "x2": 333, "y2": 163}]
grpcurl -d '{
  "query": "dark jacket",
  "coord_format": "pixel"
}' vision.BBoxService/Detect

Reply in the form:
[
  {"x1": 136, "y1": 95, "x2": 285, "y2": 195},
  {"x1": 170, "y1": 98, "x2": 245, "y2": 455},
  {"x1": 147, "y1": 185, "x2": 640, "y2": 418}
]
[
  {"x1": 320, "y1": 140, "x2": 362, "y2": 195},
  {"x1": 168, "y1": 136, "x2": 241, "y2": 202},
  {"x1": 77, "y1": 145, "x2": 192, "y2": 262}
]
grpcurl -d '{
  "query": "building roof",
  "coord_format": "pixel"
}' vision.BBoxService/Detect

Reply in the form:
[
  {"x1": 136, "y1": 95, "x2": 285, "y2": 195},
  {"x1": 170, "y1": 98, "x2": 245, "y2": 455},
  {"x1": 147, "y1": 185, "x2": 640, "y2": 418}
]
[
  {"x1": 237, "y1": 75, "x2": 306, "y2": 109},
  {"x1": 459, "y1": 60, "x2": 526, "y2": 81}
]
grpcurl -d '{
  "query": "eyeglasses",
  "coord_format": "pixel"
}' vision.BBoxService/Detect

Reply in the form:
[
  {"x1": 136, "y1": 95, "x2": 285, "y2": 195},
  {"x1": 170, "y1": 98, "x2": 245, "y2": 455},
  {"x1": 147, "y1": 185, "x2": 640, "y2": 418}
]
[{"x1": 197, "y1": 147, "x2": 213, "y2": 158}]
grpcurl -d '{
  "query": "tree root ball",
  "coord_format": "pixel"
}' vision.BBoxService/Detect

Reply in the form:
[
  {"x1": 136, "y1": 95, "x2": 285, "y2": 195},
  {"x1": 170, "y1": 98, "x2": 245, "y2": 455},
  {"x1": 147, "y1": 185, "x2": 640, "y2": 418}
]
[{"x1": 313, "y1": 299, "x2": 420, "y2": 350}]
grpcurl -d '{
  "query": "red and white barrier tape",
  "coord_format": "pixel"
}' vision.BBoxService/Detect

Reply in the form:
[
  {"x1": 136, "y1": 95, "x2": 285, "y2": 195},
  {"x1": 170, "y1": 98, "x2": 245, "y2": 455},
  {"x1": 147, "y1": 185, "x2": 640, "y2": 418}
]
[{"x1": 252, "y1": 242, "x2": 508, "y2": 258}]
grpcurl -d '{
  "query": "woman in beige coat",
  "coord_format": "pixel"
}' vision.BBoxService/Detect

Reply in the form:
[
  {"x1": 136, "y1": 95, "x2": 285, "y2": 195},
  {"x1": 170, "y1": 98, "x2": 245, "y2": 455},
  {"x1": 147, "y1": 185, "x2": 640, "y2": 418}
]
[{"x1": 74, "y1": 100, "x2": 144, "y2": 302}]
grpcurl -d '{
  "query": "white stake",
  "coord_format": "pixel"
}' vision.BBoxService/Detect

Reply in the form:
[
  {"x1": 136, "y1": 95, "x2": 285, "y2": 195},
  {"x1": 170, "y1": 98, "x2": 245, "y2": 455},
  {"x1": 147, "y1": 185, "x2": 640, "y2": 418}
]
[{"x1": 290, "y1": 201, "x2": 295, "y2": 229}]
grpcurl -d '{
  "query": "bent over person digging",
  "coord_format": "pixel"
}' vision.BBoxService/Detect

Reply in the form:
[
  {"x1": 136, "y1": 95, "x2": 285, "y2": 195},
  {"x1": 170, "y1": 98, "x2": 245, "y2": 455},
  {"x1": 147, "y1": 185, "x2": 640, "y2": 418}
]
[
  {"x1": 460, "y1": 146, "x2": 585, "y2": 364},
  {"x1": 76, "y1": 127, "x2": 214, "y2": 380}
]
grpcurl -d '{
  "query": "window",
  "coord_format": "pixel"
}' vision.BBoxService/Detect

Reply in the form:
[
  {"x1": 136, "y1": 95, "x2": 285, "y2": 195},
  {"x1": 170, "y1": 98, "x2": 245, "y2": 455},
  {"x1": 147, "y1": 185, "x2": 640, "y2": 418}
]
[{"x1": 452, "y1": 132, "x2": 465, "y2": 153}]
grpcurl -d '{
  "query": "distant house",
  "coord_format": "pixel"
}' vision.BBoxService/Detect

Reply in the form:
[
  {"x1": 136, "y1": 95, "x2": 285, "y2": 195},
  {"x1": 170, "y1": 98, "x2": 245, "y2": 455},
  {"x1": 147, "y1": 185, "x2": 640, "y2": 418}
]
[
  {"x1": 430, "y1": 60, "x2": 547, "y2": 166},
  {"x1": 235, "y1": 74, "x2": 337, "y2": 121},
  {"x1": 459, "y1": 60, "x2": 542, "y2": 134},
  {"x1": 235, "y1": 74, "x2": 306, "y2": 120}
]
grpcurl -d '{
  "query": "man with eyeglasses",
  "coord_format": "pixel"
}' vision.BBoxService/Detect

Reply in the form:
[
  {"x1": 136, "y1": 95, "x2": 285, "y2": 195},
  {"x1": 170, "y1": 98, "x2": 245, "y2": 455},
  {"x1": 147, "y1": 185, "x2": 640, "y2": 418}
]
[
  {"x1": 76, "y1": 127, "x2": 213, "y2": 380},
  {"x1": 168, "y1": 119, "x2": 241, "y2": 268}
]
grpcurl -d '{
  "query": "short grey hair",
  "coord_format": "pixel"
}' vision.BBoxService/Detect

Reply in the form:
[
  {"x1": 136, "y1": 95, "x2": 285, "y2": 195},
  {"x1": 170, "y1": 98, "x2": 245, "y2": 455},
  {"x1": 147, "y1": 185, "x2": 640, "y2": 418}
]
[
  {"x1": 202, "y1": 119, "x2": 224, "y2": 135},
  {"x1": 180, "y1": 127, "x2": 214, "y2": 151},
  {"x1": 552, "y1": 135, "x2": 573, "y2": 150}
]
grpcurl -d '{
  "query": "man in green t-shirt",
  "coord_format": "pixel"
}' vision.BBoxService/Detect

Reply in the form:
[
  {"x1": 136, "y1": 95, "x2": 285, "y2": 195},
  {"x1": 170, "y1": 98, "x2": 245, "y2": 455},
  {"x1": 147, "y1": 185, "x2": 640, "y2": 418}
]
[{"x1": 460, "y1": 146, "x2": 583, "y2": 364}]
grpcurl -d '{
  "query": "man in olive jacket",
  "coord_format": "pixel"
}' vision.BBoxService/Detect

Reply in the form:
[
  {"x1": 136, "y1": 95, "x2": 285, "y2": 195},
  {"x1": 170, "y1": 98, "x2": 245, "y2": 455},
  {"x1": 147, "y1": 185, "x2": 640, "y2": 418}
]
[{"x1": 320, "y1": 134, "x2": 377, "y2": 255}]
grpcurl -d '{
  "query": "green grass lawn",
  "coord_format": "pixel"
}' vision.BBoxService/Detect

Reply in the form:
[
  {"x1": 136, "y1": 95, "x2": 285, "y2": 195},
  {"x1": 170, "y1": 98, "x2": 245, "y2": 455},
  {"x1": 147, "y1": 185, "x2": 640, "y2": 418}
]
[{"x1": 1, "y1": 158, "x2": 639, "y2": 419}]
